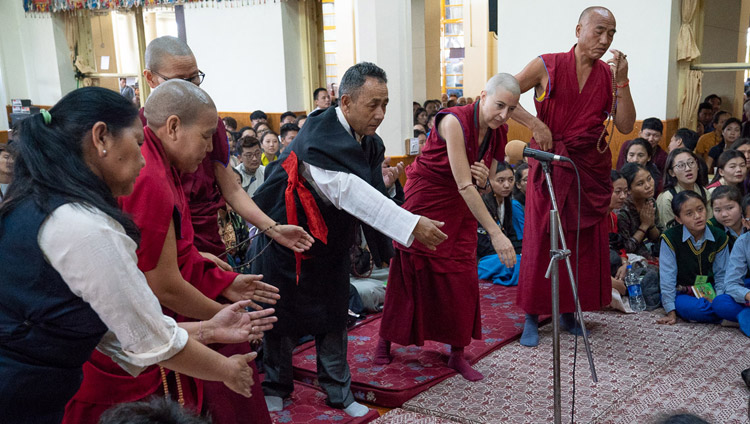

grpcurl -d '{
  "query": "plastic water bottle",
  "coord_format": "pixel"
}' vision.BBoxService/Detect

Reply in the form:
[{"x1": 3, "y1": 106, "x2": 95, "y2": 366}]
[{"x1": 625, "y1": 265, "x2": 646, "y2": 312}]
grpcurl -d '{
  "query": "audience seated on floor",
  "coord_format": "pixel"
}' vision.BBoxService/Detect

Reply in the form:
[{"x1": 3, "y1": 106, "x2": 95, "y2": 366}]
[
  {"x1": 708, "y1": 185, "x2": 746, "y2": 248},
  {"x1": 279, "y1": 123, "x2": 299, "y2": 154},
  {"x1": 512, "y1": 162, "x2": 528, "y2": 206},
  {"x1": 656, "y1": 148, "x2": 712, "y2": 228},
  {"x1": 617, "y1": 163, "x2": 661, "y2": 261},
  {"x1": 695, "y1": 111, "x2": 730, "y2": 162},
  {"x1": 235, "y1": 136, "x2": 265, "y2": 197},
  {"x1": 607, "y1": 171, "x2": 629, "y2": 306},
  {"x1": 477, "y1": 162, "x2": 524, "y2": 286},
  {"x1": 218, "y1": 168, "x2": 254, "y2": 274},
  {"x1": 250, "y1": 109, "x2": 268, "y2": 127},
  {"x1": 237, "y1": 125, "x2": 256, "y2": 140},
  {"x1": 706, "y1": 149, "x2": 746, "y2": 196},
  {"x1": 668, "y1": 127, "x2": 699, "y2": 153},
  {"x1": 712, "y1": 192, "x2": 750, "y2": 336},
  {"x1": 312, "y1": 87, "x2": 331, "y2": 112},
  {"x1": 621, "y1": 137, "x2": 662, "y2": 196},
  {"x1": 280, "y1": 111, "x2": 296, "y2": 125},
  {"x1": 658, "y1": 190, "x2": 729, "y2": 325},
  {"x1": 295, "y1": 114, "x2": 307, "y2": 128},
  {"x1": 222, "y1": 116, "x2": 237, "y2": 132},
  {"x1": 707, "y1": 117, "x2": 742, "y2": 171},
  {"x1": 0, "y1": 143, "x2": 14, "y2": 203},
  {"x1": 697, "y1": 102, "x2": 714, "y2": 137},
  {"x1": 413, "y1": 129, "x2": 426, "y2": 155},
  {"x1": 616, "y1": 117, "x2": 667, "y2": 173},
  {"x1": 259, "y1": 130, "x2": 279, "y2": 166},
  {"x1": 254, "y1": 121, "x2": 271, "y2": 136},
  {"x1": 414, "y1": 107, "x2": 428, "y2": 129}
]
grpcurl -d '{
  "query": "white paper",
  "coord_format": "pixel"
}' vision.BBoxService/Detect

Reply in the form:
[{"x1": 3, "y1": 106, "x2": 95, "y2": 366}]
[
  {"x1": 409, "y1": 137, "x2": 420, "y2": 155},
  {"x1": 100, "y1": 56, "x2": 110, "y2": 71}
]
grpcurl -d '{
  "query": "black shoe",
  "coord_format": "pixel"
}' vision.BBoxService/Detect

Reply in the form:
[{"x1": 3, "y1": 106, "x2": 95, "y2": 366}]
[{"x1": 741, "y1": 367, "x2": 750, "y2": 389}]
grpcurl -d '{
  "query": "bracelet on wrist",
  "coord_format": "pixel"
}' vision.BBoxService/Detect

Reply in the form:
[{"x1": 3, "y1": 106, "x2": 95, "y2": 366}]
[
  {"x1": 263, "y1": 222, "x2": 280, "y2": 233},
  {"x1": 616, "y1": 79, "x2": 630, "y2": 89}
]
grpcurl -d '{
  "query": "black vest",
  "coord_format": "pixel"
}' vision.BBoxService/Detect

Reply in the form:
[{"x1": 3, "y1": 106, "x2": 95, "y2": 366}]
[
  {"x1": 0, "y1": 197, "x2": 108, "y2": 423},
  {"x1": 660, "y1": 224, "x2": 728, "y2": 287}
]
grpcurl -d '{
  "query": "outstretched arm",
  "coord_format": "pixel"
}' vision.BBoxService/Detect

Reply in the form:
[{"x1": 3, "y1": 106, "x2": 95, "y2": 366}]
[
  {"x1": 441, "y1": 114, "x2": 515, "y2": 267},
  {"x1": 214, "y1": 162, "x2": 314, "y2": 252}
]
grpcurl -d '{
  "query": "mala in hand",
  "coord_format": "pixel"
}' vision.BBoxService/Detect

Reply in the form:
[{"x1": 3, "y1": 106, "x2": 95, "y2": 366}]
[{"x1": 595, "y1": 52, "x2": 626, "y2": 154}]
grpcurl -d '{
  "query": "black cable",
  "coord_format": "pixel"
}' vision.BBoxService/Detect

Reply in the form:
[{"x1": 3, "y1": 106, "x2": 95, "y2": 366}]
[{"x1": 568, "y1": 159, "x2": 583, "y2": 424}]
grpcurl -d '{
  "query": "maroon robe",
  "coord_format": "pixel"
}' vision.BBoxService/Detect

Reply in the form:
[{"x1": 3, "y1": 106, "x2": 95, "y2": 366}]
[
  {"x1": 63, "y1": 126, "x2": 252, "y2": 424},
  {"x1": 517, "y1": 45, "x2": 613, "y2": 315},
  {"x1": 379, "y1": 103, "x2": 506, "y2": 347}
]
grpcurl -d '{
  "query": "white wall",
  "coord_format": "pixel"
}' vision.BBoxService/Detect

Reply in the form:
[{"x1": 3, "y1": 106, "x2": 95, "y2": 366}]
[
  {"x1": 184, "y1": 4, "x2": 292, "y2": 113},
  {"x1": 411, "y1": 0, "x2": 427, "y2": 104},
  {"x1": 280, "y1": 1, "x2": 305, "y2": 112},
  {"x1": 0, "y1": 1, "x2": 75, "y2": 120},
  {"x1": 497, "y1": 0, "x2": 679, "y2": 120}
]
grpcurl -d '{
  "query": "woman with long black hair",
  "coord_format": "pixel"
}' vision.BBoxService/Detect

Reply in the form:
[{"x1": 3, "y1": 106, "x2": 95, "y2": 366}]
[{"x1": 0, "y1": 87, "x2": 269, "y2": 423}]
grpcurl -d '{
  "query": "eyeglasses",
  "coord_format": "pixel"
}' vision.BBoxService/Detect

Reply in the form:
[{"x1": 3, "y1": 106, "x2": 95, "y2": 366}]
[
  {"x1": 672, "y1": 160, "x2": 697, "y2": 171},
  {"x1": 242, "y1": 151, "x2": 262, "y2": 159},
  {"x1": 150, "y1": 69, "x2": 206, "y2": 86}
]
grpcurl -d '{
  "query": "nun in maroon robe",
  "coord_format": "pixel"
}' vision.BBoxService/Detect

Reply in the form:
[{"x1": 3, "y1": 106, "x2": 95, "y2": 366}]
[
  {"x1": 378, "y1": 100, "x2": 509, "y2": 380},
  {"x1": 63, "y1": 125, "x2": 268, "y2": 424}
]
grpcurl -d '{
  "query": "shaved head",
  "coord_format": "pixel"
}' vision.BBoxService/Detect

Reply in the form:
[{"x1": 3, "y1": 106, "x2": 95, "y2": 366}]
[
  {"x1": 145, "y1": 36, "x2": 194, "y2": 73},
  {"x1": 578, "y1": 6, "x2": 613, "y2": 24},
  {"x1": 486, "y1": 73, "x2": 520, "y2": 96},
  {"x1": 144, "y1": 79, "x2": 216, "y2": 129}
]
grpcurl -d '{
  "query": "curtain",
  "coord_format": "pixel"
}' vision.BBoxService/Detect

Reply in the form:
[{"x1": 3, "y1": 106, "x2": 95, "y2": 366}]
[
  {"x1": 677, "y1": 0, "x2": 702, "y2": 130},
  {"x1": 677, "y1": 0, "x2": 700, "y2": 62},
  {"x1": 63, "y1": 11, "x2": 96, "y2": 86},
  {"x1": 679, "y1": 69, "x2": 702, "y2": 129}
]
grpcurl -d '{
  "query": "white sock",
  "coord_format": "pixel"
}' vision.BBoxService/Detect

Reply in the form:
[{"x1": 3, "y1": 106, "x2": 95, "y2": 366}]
[
  {"x1": 264, "y1": 395, "x2": 283, "y2": 412},
  {"x1": 342, "y1": 401, "x2": 369, "y2": 417}
]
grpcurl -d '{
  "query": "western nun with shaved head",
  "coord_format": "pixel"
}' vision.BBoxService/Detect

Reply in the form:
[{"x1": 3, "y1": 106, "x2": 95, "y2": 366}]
[
  {"x1": 376, "y1": 73, "x2": 521, "y2": 381},
  {"x1": 63, "y1": 80, "x2": 281, "y2": 423},
  {"x1": 510, "y1": 6, "x2": 636, "y2": 346}
]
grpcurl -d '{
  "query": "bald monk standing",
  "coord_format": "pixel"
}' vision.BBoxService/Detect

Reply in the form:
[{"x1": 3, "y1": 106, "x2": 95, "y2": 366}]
[{"x1": 512, "y1": 6, "x2": 636, "y2": 346}]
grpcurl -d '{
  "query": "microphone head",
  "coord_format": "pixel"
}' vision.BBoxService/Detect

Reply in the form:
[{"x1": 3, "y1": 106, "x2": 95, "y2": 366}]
[{"x1": 505, "y1": 139, "x2": 528, "y2": 163}]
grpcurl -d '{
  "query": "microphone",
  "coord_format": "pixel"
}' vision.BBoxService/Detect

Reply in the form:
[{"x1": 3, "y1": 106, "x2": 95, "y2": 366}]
[{"x1": 505, "y1": 139, "x2": 571, "y2": 163}]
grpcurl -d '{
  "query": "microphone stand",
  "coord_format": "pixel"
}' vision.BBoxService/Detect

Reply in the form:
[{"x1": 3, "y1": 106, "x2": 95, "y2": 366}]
[{"x1": 539, "y1": 160, "x2": 597, "y2": 424}]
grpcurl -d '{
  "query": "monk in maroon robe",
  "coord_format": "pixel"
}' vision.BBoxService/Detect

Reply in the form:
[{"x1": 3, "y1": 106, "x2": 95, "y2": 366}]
[
  {"x1": 511, "y1": 6, "x2": 636, "y2": 346},
  {"x1": 133, "y1": 36, "x2": 312, "y2": 424},
  {"x1": 63, "y1": 81, "x2": 279, "y2": 424},
  {"x1": 376, "y1": 74, "x2": 520, "y2": 381}
]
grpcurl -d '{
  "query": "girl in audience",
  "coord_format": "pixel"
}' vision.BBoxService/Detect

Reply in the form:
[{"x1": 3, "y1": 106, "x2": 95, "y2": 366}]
[
  {"x1": 608, "y1": 170, "x2": 629, "y2": 296},
  {"x1": 477, "y1": 162, "x2": 524, "y2": 286},
  {"x1": 656, "y1": 148, "x2": 711, "y2": 228},
  {"x1": 0, "y1": 87, "x2": 269, "y2": 422},
  {"x1": 713, "y1": 193, "x2": 750, "y2": 336},
  {"x1": 623, "y1": 138, "x2": 662, "y2": 195},
  {"x1": 658, "y1": 190, "x2": 729, "y2": 325},
  {"x1": 260, "y1": 130, "x2": 280, "y2": 166},
  {"x1": 617, "y1": 163, "x2": 660, "y2": 260},
  {"x1": 513, "y1": 162, "x2": 529, "y2": 206},
  {"x1": 413, "y1": 107, "x2": 428, "y2": 128},
  {"x1": 707, "y1": 117, "x2": 742, "y2": 170},
  {"x1": 668, "y1": 128, "x2": 699, "y2": 152},
  {"x1": 709, "y1": 185, "x2": 746, "y2": 248},
  {"x1": 706, "y1": 149, "x2": 746, "y2": 195}
]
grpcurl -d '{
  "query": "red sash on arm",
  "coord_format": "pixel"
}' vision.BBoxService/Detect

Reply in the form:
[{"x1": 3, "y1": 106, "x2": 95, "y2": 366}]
[{"x1": 280, "y1": 151, "x2": 328, "y2": 284}]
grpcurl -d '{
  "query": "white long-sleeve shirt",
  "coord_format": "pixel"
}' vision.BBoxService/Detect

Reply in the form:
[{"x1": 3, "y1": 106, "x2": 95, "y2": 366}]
[
  {"x1": 299, "y1": 108, "x2": 419, "y2": 247},
  {"x1": 38, "y1": 203, "x2": 188, "y2": 376}
]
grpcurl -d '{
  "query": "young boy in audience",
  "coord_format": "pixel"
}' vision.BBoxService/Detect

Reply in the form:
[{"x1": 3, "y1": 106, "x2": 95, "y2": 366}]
[
  {"x1": 658, "y1": 191, "x2": 729, "y2": 325},
  {"x1": 712, "y1": 193, "x2": 750, "y2": 336}
]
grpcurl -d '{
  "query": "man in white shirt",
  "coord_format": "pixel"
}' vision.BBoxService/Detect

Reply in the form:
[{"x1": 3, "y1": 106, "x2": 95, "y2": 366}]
[
  {"x1": 251, "y1": 62, "x2": 447, "y2": 418},
  {"x1": 235, "y1": 136, "x2": 265, "y2": 197}
]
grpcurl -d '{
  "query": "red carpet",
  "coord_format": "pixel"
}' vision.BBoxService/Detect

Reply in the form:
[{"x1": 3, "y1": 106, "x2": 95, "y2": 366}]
[
  {"x1": 292, "y1": 283, "x2": 532, "y2": 407},
  {"x1": 269, "y1": 381, "x2": 380, "y2": 424}
]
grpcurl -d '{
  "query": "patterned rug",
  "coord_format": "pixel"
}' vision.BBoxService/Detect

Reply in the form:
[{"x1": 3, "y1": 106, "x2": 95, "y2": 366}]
[
  {"x1": 269, "y1": 381, "x2": 380, "y2": 424},
  {"x1": 291, "y1": 283, "x2": 532, "y2": 407},
  {"x1": 400, "y1": 310, "x2": 750, "y2": 423},
  {"x1": 373, "y1": 408, "x2": 460, "y2": 423}
]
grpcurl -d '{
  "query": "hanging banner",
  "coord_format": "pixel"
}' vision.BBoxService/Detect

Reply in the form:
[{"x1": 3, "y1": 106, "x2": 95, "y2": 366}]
[{"x1": 24, "y1": 0, "x2": 285, "y2": 13}]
